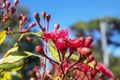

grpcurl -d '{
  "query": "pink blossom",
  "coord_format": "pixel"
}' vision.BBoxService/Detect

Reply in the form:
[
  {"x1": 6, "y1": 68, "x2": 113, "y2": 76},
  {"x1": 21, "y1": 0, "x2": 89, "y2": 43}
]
[
  {"x1": 43, "y1": 29, "x2": 69, "y2": 42},
  {"x1": 66, "y1": 37, "x2": 84, "y2": 49},
  {"x1": 96, "y1": 63, "x2": 113, "y2": 78},
  {"x1": 55, "y1": 38, "x2": 67, "y2": 51}
]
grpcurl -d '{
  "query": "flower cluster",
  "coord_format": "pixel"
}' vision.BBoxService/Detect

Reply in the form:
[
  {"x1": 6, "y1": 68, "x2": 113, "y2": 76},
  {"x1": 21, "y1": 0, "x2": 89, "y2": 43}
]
[
  {"x1": 0, "y1": 0, "x2": 114, "y2": 80},
  {"x1": 33, "y1": 12, "x2": 114, "y2": 79}
]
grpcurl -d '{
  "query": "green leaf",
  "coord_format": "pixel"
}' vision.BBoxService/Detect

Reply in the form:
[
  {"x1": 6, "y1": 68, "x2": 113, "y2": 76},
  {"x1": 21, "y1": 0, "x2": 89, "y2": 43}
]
[
  {"x1": 53, "y1": 76, "x2": 60, "y2": 80},
  {"x1": 0, "y1": 30, "x2": 7, "y2": 44},
  {"x1": 0, "y1": 51, "x2": 38, "y2": 74},
  {"x1": 0, "y1": 72, "x2": 10, "y2": 80},
  {"x1": 0, "y1": 58, "x2": 25, "y2": 73},
  {"x1": 24, "y1": 51, "x2": 42, "y2": 58},
  {"x1": 65, "y1": 53, "x2": 78, "y2": 61},
  {"x1": 83, "y1": 59, "x2": 95, "y2": 69},
  {"x1": 65, "y1": 53, "x2": 95, "y2": 69},
  {"x1": 4, "y1": 46, "x2": 19, "y2": 58},
  {"x1": 29, "y1": 32, "x2": 41, "y2": 37},
  {"x1": 47, "y1": 41, "x2": 60, "y2": 62}
]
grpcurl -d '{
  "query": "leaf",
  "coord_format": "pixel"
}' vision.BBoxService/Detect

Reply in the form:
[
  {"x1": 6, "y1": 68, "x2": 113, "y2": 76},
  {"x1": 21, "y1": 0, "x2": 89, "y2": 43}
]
[
  {"x1": 4, "y1": 46, "x2": 19, "y2": 58},
  {"x1": 0, "y1": 59, "x2": 25, "y2": 73},
  {"x1": 83, "y1": 59, "x2": 95, "y2": 69},
  {"x1": 24, "y1": 51, "x2": 42, "y2": 58},
  {"x1": 0, "y1": 72, "x2": 10, "y2": 80},
  {"x1": 27, "y1": 32, "x2": 42, "y2": 37},
  {"x1": 53, "y1": 76, "x2": 60, "y2": 80},
  {"x1": 0, "y1": 50, "x2": 42, "y2": 74},
  {"x1": 65, "y1": 53, "x2": 95, "y2": 69},
  {"x1": 65, "y1": 53, "x2": 78, "y2": 61},
  {"x1": 0, "y1": 51, "x2": 35, "y2": 73},
  {"x1": 46, "y1": 41, "x2": 60, "y2": 62},
  {"x1": 0, "y1": 29, "x2": 7, "y2": 44}
]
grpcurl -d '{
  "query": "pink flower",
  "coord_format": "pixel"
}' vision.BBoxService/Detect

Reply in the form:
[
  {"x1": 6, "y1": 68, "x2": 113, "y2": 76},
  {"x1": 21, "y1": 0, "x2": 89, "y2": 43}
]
[
  {"x1": 43, "y1": 29, "x2": 69, "y2": 42},
  {"x1": 66, "y1": 37, "x2": 84, "y2": 49},
  {"x1": 77, "y1": 63, "x2": 92, "y2": 72},
  {"x1": 55, "y1": 38, "x2": 67, "y2": 51},
  {"x1": 96, "y1": 63, "x2": 113, "y2": 78}
]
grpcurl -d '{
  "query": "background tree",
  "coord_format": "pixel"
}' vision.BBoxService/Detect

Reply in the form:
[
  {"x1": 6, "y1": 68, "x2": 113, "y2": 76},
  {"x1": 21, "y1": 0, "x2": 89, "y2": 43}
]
[{"x1": 70, "y1": 16, "x2": 120, "y2": 78}]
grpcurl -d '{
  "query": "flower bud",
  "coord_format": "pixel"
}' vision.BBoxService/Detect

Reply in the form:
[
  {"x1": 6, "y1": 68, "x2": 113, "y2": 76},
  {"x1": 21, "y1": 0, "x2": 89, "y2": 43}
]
[
  {"x1": 81, "y1": 47, "x2": 91, "y2": 57},
  {"x1": 41, "y1": 11, "x2": 46, "y2": 19},
  {"x1": 54, "y1": 23, "x2": 60, "y2": 30},
  {"x1": 2, "y1": 17, "x2": 8, "y2": 22},
  {"x1": 22, "y1": 16, "x2": 27, "y2": 23},
  {"x1": 87, "y1": 54, "x2": 94, "y2": 63},
  {"x1": 35, "y1": 45, "x2": 44, "y2": 55},
  {"x1": 17, "y1": 14, "x2": 24, "y2": 20},
  {"x1": 2, "y1": 3, "x2": 5, "y2": 8},
  {"x1": 45, "y1": 14, "x2": 50, "y2": 22},
  {"x1": 13, "y1": 0, "x2": 18, "y2": 7},
  {"x1": 26, "y1": 36, "x2": 33, "y2": 42},
  {"x1": 5, "y1": 1, "x2": 10, "y2": 9},
  {"x1": 28, "y1": 22, "x2": 36, "y2": 28},
  {"x1": 11, "y1": 7, "x2": 16, "y2": 14},
  {"x1": 84, "y1": 36, "x2": 93, "y2": 47},
  {"x1": 34, "y1": 12, "x2": 40, "y2": 22}
]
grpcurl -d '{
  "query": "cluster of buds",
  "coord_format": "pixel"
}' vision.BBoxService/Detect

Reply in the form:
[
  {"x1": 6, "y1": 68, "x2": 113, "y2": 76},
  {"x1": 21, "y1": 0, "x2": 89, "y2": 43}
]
[
  {"x1": 0, "y1": 0, "x2": 36, "y2": 34},
  {"x1": 34, "y1": 11, "x2": 51, "y2": 32},
  {"x1": 0, "y1": 0, "x2": 18, "y2": 22}
]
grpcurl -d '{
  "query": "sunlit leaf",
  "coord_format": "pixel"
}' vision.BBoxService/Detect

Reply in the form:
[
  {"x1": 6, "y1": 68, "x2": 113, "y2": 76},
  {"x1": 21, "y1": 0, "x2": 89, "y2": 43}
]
[
  {"x1": 83, "y1": 59, "x2": 95, "y2": 69},
  {"x1": 4, "y1": 46, "x2": 19, "y2": 58},
  {"x1": 28, "y1": 32, "x2": 42, "y2": 37},
  {"x1": 0, "y1": 29, "x2": 7, "y2": 44},
  {"x1": 47, "y1": 41, "x2": 60, "y2": 62},
  {"x1": 0, "y1": 51, "x2": 34, "y2": 73},
  {"x1": 24, "y1": 51, "x2": 42, "y2": 58},
  {"x1": 0, "y1": 72, "x2": 10, "y2": 80},
  {"x1": 0, "y1": 58, "x2": 25, "y2": 73},
  {"x1": 65, "y1": 53, "x2": 78, "y2": 61},
  {"x1": 65, "y1": 53, "x2": 95, "y2": 69},
  {"x1": 53, "y1": 76, "x2": 60, "y2": 80}
]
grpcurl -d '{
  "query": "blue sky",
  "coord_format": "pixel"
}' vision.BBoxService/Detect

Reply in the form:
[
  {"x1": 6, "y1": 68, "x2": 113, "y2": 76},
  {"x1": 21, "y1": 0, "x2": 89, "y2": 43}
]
[
  {"x1": 19, "y1": 0, "x2": 120, "y2": 29},
  {"x1": 19, "y1": 0, "x2": 120, "y2": 57}
]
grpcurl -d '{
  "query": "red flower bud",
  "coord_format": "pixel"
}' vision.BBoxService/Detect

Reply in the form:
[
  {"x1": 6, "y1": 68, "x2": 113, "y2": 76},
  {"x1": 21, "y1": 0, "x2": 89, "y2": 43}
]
[
  {"x1": 13, "y1": 0, "x2": 18, "y2": 7},
  {"x1": 34, "y1": 12, "x2": 40, "y2": 23},
  {"x1": 35, "y1": 45, "x2": 44, "y2": 55},
  {"x1": 54, "y1": 23, "x2": 60, "y2": 30},
  {"x1": 84, "y1": 36, "x2": 93, "y2": 47},
  {"x1": 26, "y1": 36, "x2": 33, "y2": 42},
  {"x1": 5, "y1": 1, "x2": 10, "y2": 9},
  {"x1": 87, "y1": 54, "x2": 94, "y2": 63},
  {"x1": 81, "y1": 47, "x2": 91, "y2": 57},
  {"x1": 11, "y1": 7, "x2": 16, "y2": 14},
  {"x1": 41, "y1": 11, "x2": 46, "y2": 19},
  {"x1": 28, "y1": 22, "x2": 36, "y2": 29},
  {"x1": 2, "y1": 3, "x2": 5, "y2": 8},
  {"x1": 22, "y1": 16, "x2": 27, "y2": 23},
  {"x1": 45, "y1": 14, "x2": 50, "y2": 22}
]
